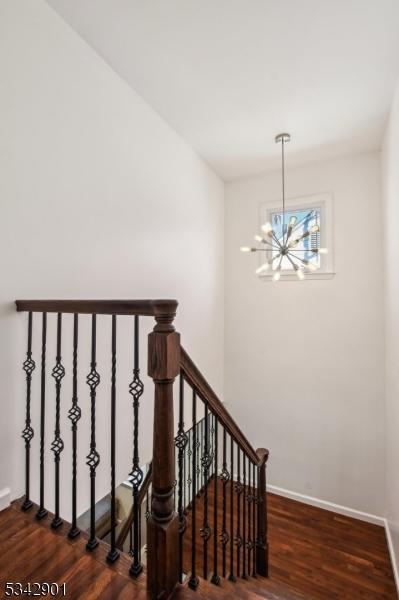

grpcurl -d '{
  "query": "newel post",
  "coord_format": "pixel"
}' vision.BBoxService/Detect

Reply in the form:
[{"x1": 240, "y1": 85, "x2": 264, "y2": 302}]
[
  {"x1": 147, "y1": 301, "x2": 180, "y2": 599},
  {"x1": 256, "y1": 447, "x2": 269, "y2": 577}
]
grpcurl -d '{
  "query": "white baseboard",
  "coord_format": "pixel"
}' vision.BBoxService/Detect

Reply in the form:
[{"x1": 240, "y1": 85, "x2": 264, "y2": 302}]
[
  {"x1": 0, "y1": 487, "x2": 11, "y2": 512},
  {"x1": 267, "y1": 484, "x2": 385, "y2": 526},
  {"x1": 384, "y1": 519, "x2": 399, "y2": 596}
]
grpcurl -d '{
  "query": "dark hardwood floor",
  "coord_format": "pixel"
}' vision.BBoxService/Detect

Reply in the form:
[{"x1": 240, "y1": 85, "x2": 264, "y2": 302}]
[
  {"x1": 180, "y1": 478, "x2": 397, "y2": 600},
  {"x1": 0, "y1": 501, "x2": 149, "y2": 600},
  {"x1": 0, "y1": 486, "x2": 396, "y2": 599}
]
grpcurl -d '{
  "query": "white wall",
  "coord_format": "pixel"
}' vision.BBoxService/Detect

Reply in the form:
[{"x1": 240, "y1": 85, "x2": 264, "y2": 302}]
[
  {"x1": 382, "y1": 81, "x2": 399, "y2": 578},
  {"x1": 0, "y1": 0, "x2": 224, "y2": 519},
  {"x1": 225, "y1": 152, "x2": 385, "y2": 516}
]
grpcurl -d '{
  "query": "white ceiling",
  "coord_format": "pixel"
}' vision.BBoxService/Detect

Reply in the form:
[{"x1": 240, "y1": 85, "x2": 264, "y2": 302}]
[{"x1": 47, "y1": 0, "x2": 399, "y2": 180}]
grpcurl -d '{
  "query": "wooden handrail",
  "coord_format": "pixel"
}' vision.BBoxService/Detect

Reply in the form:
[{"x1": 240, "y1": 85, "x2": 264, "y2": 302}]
[
  {"x1": 180, "y1": 346, "x2": 260, "y2": 466},
  {"x1": 115, "y1": 463, "x2": 152, "y2": 551},
  {"x1": 15, "y1": 299, "x2": 178, "y2": 318}
]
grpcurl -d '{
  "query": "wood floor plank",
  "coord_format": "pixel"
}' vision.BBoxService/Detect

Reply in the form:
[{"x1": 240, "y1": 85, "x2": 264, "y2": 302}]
[
  {"x1": 180, "y1": 479, "x2": 397, "y2": 600},
  {"x1": 1, "y1": 486, "x2": 396, "y2": 600}
]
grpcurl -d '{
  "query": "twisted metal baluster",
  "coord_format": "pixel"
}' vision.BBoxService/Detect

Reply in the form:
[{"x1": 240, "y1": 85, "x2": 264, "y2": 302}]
[
  {"x1": 129, "y1": 528, "x2": 133, "y2": 556},
  {"x1": 86, "y1": 314, "x2": 100, "y2": 550},
  {"x1": 252, "y1": 462, "x2": 257, "y2": 577},
  {"x1": 199, "y1": 418, "x2": 203, "y2": 493},
  {"x1": 129, "y1": 315, "x2": 144, "y2": 576},
  {"x1": 236, "y1": 447, "x2": 243, "y2": 578},
  {"x1": 107, "y1": 315, "x2": 119, "y2": 563},
  {"x1": 138, "y1": 504, "x2": 142, "y2": 561},
  {"x1": 36, "y1": 312, "x2": 48, "y2": 520},
  {"x1": 22, "y1": 311, "x2": 35, "y2": 511},
  {"x1": 228, "y1": 436, "x2": 236, "y2": 582},
  {"x1": 242, "y1": 452, "x2": 247, "y2": 578},
  {"x1": 183, "y1": 425, "x2": 187, "y2": 510},
  {"x1": 176, "y1": 374, "x2": 188, "y2": 583},
  {"x1": 68, "y1": 314, "x2": 81, "y2": 539},
  {"x1": 186, "y1": 430, "x2": 192, "y2": 510},
  {"x1": 210, "y1": 414, "x2": 215, "y2": 477},
  {"x1": 211, "y1": 415, "x2": 220, "y2": 585},
  {"x1": 200, "y1": 404, "x2": 212, "y2": 579},
  {"x1": 220, "y1": 429, "x2": 230, "y2": 577},
  {"x1": 247, "y1": 457, "x2": 253, "y2": 577},
  {"x1": 51, "y1": 313, "x2": 65, "y2": 529},
  {"x1": 188, "y1": 390, "x2": 199, "y2": 590}
]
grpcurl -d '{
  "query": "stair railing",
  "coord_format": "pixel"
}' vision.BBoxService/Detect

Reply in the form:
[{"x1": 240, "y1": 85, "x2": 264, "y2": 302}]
[
  {"x1": 16, "y1": 299, "x2": 268, "y2": 599},
  {"x1": 178, "y1": 347, "x2": 269, "y2": 587}
]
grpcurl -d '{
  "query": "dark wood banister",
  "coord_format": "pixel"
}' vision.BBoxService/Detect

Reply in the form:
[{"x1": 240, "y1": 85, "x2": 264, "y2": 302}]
[
  {"x1": 15, "y1": 299, "x2": 178, "y2": 318},
  {"x1": 115, "y1": 462, "x2": 152, "y2": 551},
  {"x1": 180, "y1": 346, "x2": 262, "y2": 467}
]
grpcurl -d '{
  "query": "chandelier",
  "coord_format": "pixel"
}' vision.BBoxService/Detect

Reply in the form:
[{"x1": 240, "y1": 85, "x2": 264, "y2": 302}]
[{"x1": 240, "y1": 133, "x2": 327, "y2": 281}]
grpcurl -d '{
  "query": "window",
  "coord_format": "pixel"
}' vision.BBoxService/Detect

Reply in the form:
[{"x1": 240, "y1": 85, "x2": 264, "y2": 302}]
[{"x1": 260, "y1": 193, "x2": 334, "y2": 279}]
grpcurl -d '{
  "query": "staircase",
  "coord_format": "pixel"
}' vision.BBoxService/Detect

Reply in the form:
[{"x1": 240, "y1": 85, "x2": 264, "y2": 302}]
[
  {"x1": 12, "y1": 299, "x2": 397, "y2": 599},
  {"x1": 14, "y1": 298, "x2": 270, "y2": 599}
]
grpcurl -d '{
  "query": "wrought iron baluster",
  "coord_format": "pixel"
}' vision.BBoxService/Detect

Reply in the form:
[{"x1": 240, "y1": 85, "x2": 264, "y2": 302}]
[
  {"x1": 200, "y1": 404, "x2": 211, "y2": 579},
  {"x1": 107, "y1": 315, "x2": 119, "y2": 563},
  {"x1": 142, "y1": 487, "x2": 150, "y2": 558},
  {"x1": 236, "y1": 446, "x2": 242, "y2": 578},
  {"x1": 145, "y1": 487, "x2": 150, "y2": 521},
  {"x1": 51, "y1": 313, "x2": 65, "y2": 529},
  {"x1": 68, "y1": 314, "x2": 81, "y2": 539},
  {"x1": 210, "y1": 414, "x2": 215, "y2": 477},
  {"x1": 176, "y1": 374, "x2": 188, "y2": 583},
  {"x1": 228, "y1": 436, "x2": 235, "y2": 582},
  {"x1": 86, "y1": 314, "x2": 100, "y2": 550},
  {"x1": 36, "y1": 312, "x2": 48, "y2": 520},
  {"x1": 246, "y1": 456, "x2": 251, "y2": 577},
  {"x1": 199, "y1": 418, "x2": 203, "y2": 493},
  {"x1": 187, "y1": 430, "x2": 192, "y2": 510},
  {"x1": 252, "y1": 462, "x2": 257, "y2": 577},
  {"x1": 183, "y1": 426, "x2": 187, "y2": 510},
  {"x1": 22, "y1": 311, "x2": 35, "y2": 511},
  {"x1": 247, "y1": 459, "x2": 253, "y2": 577},
  {"x1": 129, "y1": 525, "x2": 133, "y2": 556},
  {"x1": 129, "y1": 315, "x2": 144, "y2": 576},
  {"x1": 138, "y1": 504, "x2": 142, "y2": 560},
  {"x1": 211, "y1": 415, "x2": 220, "y2": 585},
  {"x1": 242, "y1": 452, "x2": 247, "y2": 578},
  {"x1": 188, "y1": 390, "x2": 199, "y2": 589},
  {"x1": 220, "y1": 429, "x2": 230, "y2": 578}
]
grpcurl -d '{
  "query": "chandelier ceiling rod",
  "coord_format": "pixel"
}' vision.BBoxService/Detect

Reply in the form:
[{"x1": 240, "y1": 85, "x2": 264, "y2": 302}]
[{"x1": 275, "y1": 132, "x2": 291, "y2": 245}]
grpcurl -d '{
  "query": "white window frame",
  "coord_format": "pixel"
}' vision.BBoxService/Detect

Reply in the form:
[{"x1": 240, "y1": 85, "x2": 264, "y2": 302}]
[{"x1": 258, "y1": 192, "x2": 335, "y2": 280}]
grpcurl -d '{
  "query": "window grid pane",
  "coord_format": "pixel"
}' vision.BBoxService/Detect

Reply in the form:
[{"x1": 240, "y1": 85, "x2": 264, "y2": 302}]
[{"x1": 270, "y1": 207, "x2": 321, "y2": 271}]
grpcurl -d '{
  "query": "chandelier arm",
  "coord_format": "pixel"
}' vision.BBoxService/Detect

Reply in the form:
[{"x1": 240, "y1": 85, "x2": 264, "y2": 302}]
[
  {"x1": 289, "y1": 253, "x2": 314, "y2": 268},
  {"x1": 256, "y1": 248, "x2": 280, "y2": 252},
  {"x1": 286, "y1": 253, "x2": 300, "y2": 270},
  {"x1": 288, "y1": 229, "x2": 314, "y2": 248},
  {"x1": 272, "y1": 231, "x2": 283, "y2": 249},
  {"x1": 261, "y1": 239, "x2": 279, "y2": 249},
  {"x1": 261, "y1": 238, "x2": 278, "y2": 250},
  {"x1": 275, "y1": 254, "x2": 283, "y2": 271}
]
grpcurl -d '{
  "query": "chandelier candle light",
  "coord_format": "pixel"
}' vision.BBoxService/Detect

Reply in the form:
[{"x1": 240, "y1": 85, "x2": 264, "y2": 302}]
[{"x1": 240, "y1": 133, "x2": 328, "y2": 281}]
